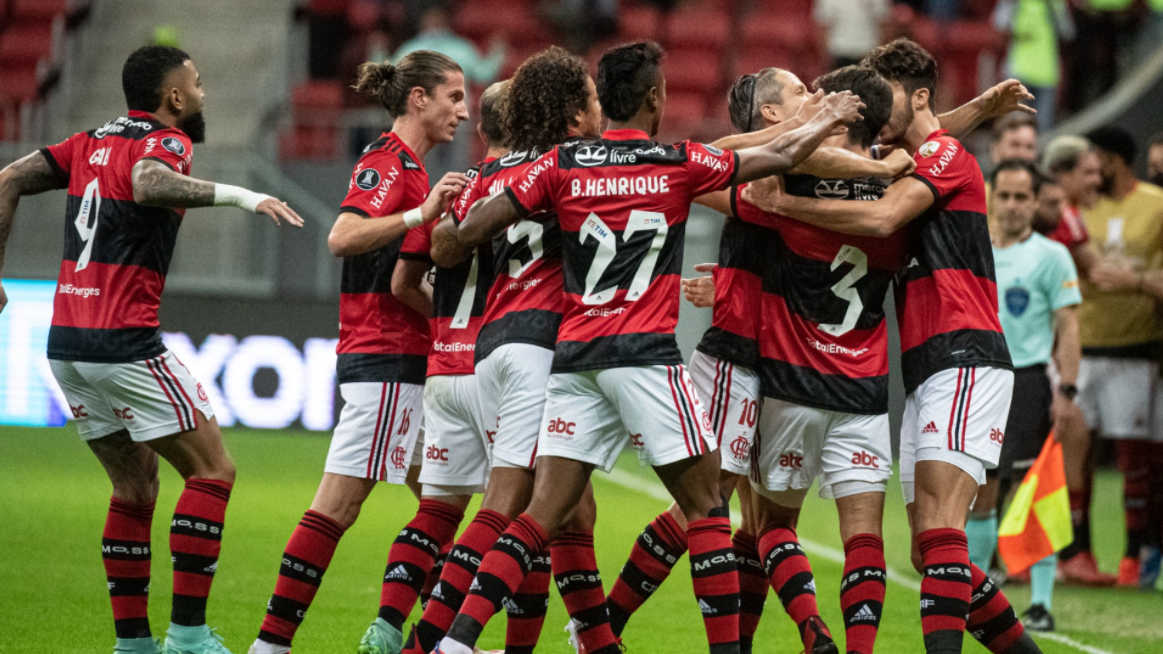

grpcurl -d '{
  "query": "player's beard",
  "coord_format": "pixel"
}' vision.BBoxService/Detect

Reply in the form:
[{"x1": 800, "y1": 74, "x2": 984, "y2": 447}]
[
  {"x1": 880, "y1": 101, "x2": 913, "y2": 148},
  {"x1": 178, "y1": 112, "x2": 206, "y2": 143}
]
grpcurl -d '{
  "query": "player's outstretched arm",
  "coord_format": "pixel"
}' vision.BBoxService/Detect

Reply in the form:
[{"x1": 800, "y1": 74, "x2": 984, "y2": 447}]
[
  {"x1": 744, "y1": 174, "x2": 935, "y2": 237},
  {"x1": 791, "y1": 146, "x2": 916, "y2": 179},
  {"x1": 457, "y1": 190, "x2": 523, "y2": 249},
  {"x1": 328, "y1": 171, "x2": 469, "y2": 258},
  {"x1": 0, "y1": 151, "x2": 65, "y2": 314},
  {"x1": 733, "y1": 91, "x2": 865, "y2": 185},
  {"x1": 431, "y1": 213, "x2": 475, "y2": 268},
  {"x1": 937, "y1": 79, "x2": 1036, "y2": 139},
  {"x1": 131, "y1": 160, "x2": 304, "y2": 227}
]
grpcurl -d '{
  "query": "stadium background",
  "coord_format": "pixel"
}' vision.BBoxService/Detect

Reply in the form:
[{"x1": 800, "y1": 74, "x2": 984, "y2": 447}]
[{"x1": 2, "y1": 1, "x2": 1163, "y2": 653}]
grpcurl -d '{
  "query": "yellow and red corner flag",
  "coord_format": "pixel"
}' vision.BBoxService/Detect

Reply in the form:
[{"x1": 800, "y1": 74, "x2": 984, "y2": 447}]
[{"x1": 998, "y1": 433, "x2": 1074, "y2": 574}]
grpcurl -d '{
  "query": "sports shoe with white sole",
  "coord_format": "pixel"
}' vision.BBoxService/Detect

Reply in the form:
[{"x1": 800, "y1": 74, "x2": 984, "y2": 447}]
[
  {"x1": 163, "y1": 627, "x2": 233, "y2": 654},
  {"x1": 247, "y1": 640, "x2": 291, "y2": 654},
  {"x1": 357, "y1": 619, "x2": 403, "y2": 654}
]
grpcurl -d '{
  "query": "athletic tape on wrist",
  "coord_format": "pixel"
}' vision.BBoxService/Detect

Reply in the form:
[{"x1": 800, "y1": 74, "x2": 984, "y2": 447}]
[
  {"x1": 403, "y1": 207, "x2": 425, "y2": 229},
  {"x1": 213, "y1": 183, "x2": 271, "y2": 213}
]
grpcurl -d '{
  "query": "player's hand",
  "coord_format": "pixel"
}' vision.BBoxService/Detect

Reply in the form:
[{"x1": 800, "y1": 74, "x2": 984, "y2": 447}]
[
  {"x1": 741, "y1": 175, "x2": 786, "y2": 214},
  {"x1": 881, "y1": 149, "x2": 917, "y2": 179},
  {"x1": 1089, "y1": 258, "x2": 1140, "y2": 292},
  {"x1": 1052, "y1": 392, "x2": 1084, "y2": 434},
  {"x1": 422, "y1": 172, "x2": 472, "y2": 223},
  {"x1": 256, "y1": 197, "x2": 305, "y2": 228},
  {"x1": 822, "y1": 91, "x2": 865, "y2": 125},
  {"x1": 682, "y1": 263, "x2": 717, "y2": 308},
  {"x1": 975, "y1": 79, "x2": 1036, "y2": 118}
]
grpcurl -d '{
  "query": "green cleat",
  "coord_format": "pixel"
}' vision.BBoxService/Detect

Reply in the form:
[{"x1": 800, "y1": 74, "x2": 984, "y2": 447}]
[
  {"x1": 357, "y1": 618, "x2": 403, "y2": 654},
  {"x1": 164, "y1": 626, "x2": 233, "y2": 654},
  {"x1": 114, "y1": 637, "x2": 163, "y2": 654}
]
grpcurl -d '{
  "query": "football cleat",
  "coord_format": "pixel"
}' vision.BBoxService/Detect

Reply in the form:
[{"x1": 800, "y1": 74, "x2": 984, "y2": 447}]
[
  {"x1": 114, "y1": 637, "x2": 163, "y2": 654},
  {"x1": 801, "y1": 615, "x2": 838, "y2": 654},
  {"x1": 246, "y1": 640, "x2": 290, "y2": 654},
  {"x1": 1057, "y1": 552, "x2": 1117, "y2": 586},
  {"x1": 1020, "y1": 604, "x2": 1055, "y2": 632},
  {"x1": 1140, "y1": 545, "x2": 1161, "y2": 589},
  {"x1": 431, "y1": 639, "x2": 473, "y2": 654},
  {"x1": 472, "y1": 648, "x2": 504, "y2": 654},
  {"x1": 565, "y1": 619, "x2": 587, "y2": 654},
  {"x1": 357, "y1": 618, "x2": 402, "y2": 654},
  {"x1": 163, "y1": 627, "x2": 233, "y2": 654},
  {"x1": 1117, "y1": 556, "x2": 1141, "y2": 587}
]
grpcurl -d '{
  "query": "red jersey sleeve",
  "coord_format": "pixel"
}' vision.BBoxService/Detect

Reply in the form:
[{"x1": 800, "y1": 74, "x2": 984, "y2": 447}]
[
  {"x1": 134, "y1": 128, "x2": 194, "y2": 175},
  {"x1": 686, "y1": 142, "x2": 739, "y2": 196},
  {"x1": 340, "y1": 149, "x2": 411, "y2": 217},
  {"x1": 730, "y1": 183, "x2": 779, "y2": 229},
  {"x1": 39, "y1": 133, "x2": 82, "y2": 185},
  {"x1": 400, "y1": 220, "x2": 434, "y2": 263},
  {"x1": 910, "y1": 136, "x2": 972, "y2": 204},
  {"x1": 1051, "y1": 206, "x2": 1090, "y2": 249},
  {"x1": 503, "y1": 149, "x2": 559, "y2": 216},
  {"x1": 450, "y1": 171, "x2": 483, "y2": 226}
]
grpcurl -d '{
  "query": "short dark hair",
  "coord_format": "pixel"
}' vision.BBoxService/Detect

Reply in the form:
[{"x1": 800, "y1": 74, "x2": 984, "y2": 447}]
[
  {"x1": 353, "y1": 50, "x2": 462, "y2": 118},
  {"x1": 812, "y1": 66, "x2": 892, "y2": 148},
  {"x1": 504, "y1": 46, "x2": 592, "y2": 152},
  {"x1": 1086, "y1": 125, "x2": 1137, "y2": 167},
  {"x1": 597, "y1": 41, "x2": 664, "y2": 122},
  {"x1": 727, "y1": 68, "x2": 783, "y2": 133},
  {"x1": 122, "y1": 45, "x2": 192, "y2": 112},
  {"x1": 479, "y1": 80, "x2": 509, "y2": 147},
  {"x1": 862, "y1": 37, "x2": 937, "y2": 109},
  {"x1": 992, "y1": 113, "x2": 1038, "y2": 142},
  {"x1": 991, "y1": 158, "x2": 1043, "y2": 195},
  {"x1": 1150, "y1": 131, "x2": 1163, "y2": 148}
]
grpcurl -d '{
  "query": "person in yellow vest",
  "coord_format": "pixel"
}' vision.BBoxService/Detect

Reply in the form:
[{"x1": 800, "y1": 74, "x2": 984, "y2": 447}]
[
  {"x1": 1076, "y1": 125, "x2": 1163, "y2": 587},
  {"x1": 969, "y1": 159, "x2": 1081, "y2": 630}
]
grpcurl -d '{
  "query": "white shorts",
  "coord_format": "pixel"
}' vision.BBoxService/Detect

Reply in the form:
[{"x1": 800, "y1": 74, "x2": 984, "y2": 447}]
[
  {"x1": 688, "y1": 350, "x2": 760, "y2": 476},
  {"x1": 537, "y1": 365, "x2": 716, "y2": 472},
  {"x1": 326, "y1": 382, "x2": 424, "y2": 484},
  {"x1": 1079, "y1": 356, "x2": 1156, "y2": 439},
  {"x1": 475, "y1": 344, "x2": 555, "y2": 469},
  {"x1": 750, "y1": 397, "x2": 891, "y2": 499},
  {"x1": 419, "y1": 374, "x2": 490, "y2": 492},
  {"x1": 900, "y1": 366, "x2": 1014, "y2": 497},
  {"x1": 50, "y1": 351, "x2": 216, "y2": 442}
]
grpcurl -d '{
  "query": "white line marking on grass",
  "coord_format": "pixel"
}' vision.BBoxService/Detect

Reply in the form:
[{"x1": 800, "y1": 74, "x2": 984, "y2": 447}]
[{"x1": 600, "y1": 467, "x2": 1120, "y2": 654}]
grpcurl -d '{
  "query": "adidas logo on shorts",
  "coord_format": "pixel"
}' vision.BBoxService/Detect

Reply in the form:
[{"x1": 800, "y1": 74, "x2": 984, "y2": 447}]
[
  {"x1": 384, "y1": 565, "x2": 411, "y2": 581},
  {"x1": 852, "y1": 604, "x2": 877, "y2": 621},
  {"x1": 698, "y1": 599, "x2": 716, "y2": 615},
  {"x1": 922, "y1": 421, "x2": 939, "y2": 434}
]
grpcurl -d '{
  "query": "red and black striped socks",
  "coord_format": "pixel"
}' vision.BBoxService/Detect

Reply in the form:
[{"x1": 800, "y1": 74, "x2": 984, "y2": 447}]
[
  {"x1": 967, "y1": 564, "x2": 1040, "y2": 654},
  {"x1": 377, "y1": 499, "x2": 465, "y2": 631},
  {"x1": 840, "y1": 534, "x2": 886, "y2": 654},
  {"x1": 553, "y1": 531, "x2": 621, "y2": 654},
  {"x1": 445, "y1": 514, "x2": 548, "y2": 650},
  {"x1": 689, "y1": 517, "x2": 741, "y2": 654},
  {"x1": 606, "y1": 510, "x2": 688, "y2": 636},
  {"x1": 505, "y1": 547, "x2": 551, "y2": 654},
  {"x1": 104, "y1": 497, "x2": 155, "y2": 640},
  {"x1": 731, "y1": 529, "x2": 767, "y2": 654},
  {"x1": 421, "y1": 540, "x2": 453, "y2": 608},
  {"x1": 918, "y1": 528, "x2": 972, "y2": 654},
  {"x1": 759, "y1": 525, "x2": 833, "y2": 653},
  {"x1": 170, "y1": 478, "x2": 232, "y2": 627},
  {"x1": 403, "y1": 509, "x2": 510, "y2": 654},
  {"x1": 256, "y1": 510, "x2": 345, "y2": 647}
]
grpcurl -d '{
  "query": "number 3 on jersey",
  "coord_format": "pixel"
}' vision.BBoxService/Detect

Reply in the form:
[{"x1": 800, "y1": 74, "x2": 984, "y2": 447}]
[
  {"x1": 74, "y1": 178, "x2": 102, "y2": 272},
  {"x1": 818, "y1": 244, "x2": 867, "y2": 337},
  {"x1": 579, "y1": 210, "x2": 667, "y2": 305}
]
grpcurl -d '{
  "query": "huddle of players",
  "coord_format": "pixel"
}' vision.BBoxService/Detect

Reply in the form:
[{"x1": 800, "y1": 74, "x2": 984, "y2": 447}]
[{"x1": 0, "y1": 37, "x2": 1040, "y2": 654}]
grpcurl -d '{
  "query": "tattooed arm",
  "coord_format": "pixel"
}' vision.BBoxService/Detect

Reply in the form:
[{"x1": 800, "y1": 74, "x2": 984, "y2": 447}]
[
  {"x1": 131, "y1": 159, "x2": 304, "y2": 227},
  {"x1": 0, "y1": 151, "x2": 66, "y2": 313}
]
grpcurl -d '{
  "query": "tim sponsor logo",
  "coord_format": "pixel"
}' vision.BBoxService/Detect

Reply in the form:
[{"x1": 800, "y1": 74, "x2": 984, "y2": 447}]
[{"x1": 58, "y1": 283, "x2": 101, "y2": 298}]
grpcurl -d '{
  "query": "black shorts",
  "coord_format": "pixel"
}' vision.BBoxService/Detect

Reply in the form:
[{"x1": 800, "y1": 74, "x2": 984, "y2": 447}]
[{"x1": 996, "y1": 364, "x2": 1052, "y2": 481}]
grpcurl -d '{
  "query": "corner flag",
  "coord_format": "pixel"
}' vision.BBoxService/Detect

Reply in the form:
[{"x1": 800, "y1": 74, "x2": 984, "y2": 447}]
[{"x1": 998, "y1": 433, "x2": 1073, "y2": 574}]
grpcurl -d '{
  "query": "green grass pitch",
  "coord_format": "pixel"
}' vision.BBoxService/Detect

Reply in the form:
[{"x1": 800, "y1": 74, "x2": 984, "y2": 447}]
[{"x1": 1, "y1": 426, "x2": 1160, "y2": 653}]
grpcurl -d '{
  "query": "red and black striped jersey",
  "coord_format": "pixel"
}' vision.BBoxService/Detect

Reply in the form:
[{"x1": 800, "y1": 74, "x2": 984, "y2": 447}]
[
  {"x1": 741, "y1": 176, "x2": 907, "y2": 414},
  {"x1": 693, "y1": 206, "x2": 770, "y2": 371},
  {"x1": 896, "y1": 129, "x2": 1012, "y2": 393},
  {"x1": 425, "y1": 161, "x2": 495, "y2": 376},
  {"x1": 474, "y1": 149, "x2": 566, "y2": 363},
  {"x1": 40, "y1": 111, "x2": 194, "y2": 363},
  {"x1": 505, "y1": 129, "x2": 738, "y2": 373},
  {"x1": 336, "y1": 132, "x2": 432, "y2": 385}
]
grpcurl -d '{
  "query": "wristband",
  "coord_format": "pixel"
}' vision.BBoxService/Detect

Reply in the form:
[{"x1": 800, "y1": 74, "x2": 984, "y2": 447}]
[
  {"x1": 403, "y1": 207, "x2": 425, "y2": 229},
  {"x1": 213, "y1": 183, "x2": 271, "y2": 213},
  {"x1": 1058, "y1": 384, "x2": 1078, "y2": 401}
]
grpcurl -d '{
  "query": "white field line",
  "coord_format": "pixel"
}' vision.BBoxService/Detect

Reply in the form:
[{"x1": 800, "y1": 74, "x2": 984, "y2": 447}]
[{"x1": 600, "y1": 467, "x2": 1120, "y2": 654}]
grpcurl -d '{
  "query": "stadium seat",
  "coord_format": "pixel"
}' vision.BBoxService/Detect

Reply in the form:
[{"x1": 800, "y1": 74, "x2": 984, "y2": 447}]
[
  {"x1": 453, "y1": 0, "x2": 541, "y2": 44},
  {"x1": 619, "y1": 5, "x2": 661, "y2": 42},
  {"x1": 664, "y1": 7, "x2": 729, "y2": 56},
  {"x1": 279, "y1": 125, "x2": 339, "y2": 160},
  {"x1": 0, "y1": 62, "x2": 39, "y2": 102},
  {"x1": 9, "y1": 0, "x2": 65, "y2": 20},
  {"x1": 345, "y1": 0, "x2": 381, "y2": 32},
  {"x1": 0, "y1": 21, "x2": 54, "y2": 64},
  {"x1": 661, "y1": 90, "x2": 707, "y2": 138},
  {"x1": 665, "y1": 48, "x2": 721, "y2": 94}
]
